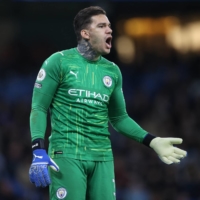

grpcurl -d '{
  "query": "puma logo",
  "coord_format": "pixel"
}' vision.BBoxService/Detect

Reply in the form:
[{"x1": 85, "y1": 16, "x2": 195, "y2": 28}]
[
  {"x1": 70, "y1": 70, "x2": 78, "y2": 79},
  {"x1": 33, "y1": 154, "x2": 43, "y2": 161}
]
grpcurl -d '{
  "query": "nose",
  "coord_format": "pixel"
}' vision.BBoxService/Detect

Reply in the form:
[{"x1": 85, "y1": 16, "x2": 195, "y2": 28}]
[{"x1": 106, "y1": 26, "x2": 112, "y2": 34}]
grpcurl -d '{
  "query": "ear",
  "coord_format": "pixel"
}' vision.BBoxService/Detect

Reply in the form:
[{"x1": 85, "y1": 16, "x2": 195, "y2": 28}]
[{"x1": 80, "y1": 29, "x2": 90, "y2": 40}]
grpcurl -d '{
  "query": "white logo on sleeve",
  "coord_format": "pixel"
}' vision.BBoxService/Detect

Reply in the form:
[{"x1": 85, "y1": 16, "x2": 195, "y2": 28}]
[
  {"x1": 103, "y1": 76, "x2": 112, "y2": 87},
  {"x1": 56, "y1": 188, "x2": 67, "y2": 199},
  {"x1": 33, "y1": 154, "x2": 43, "y2": 161},
  {"x1": 33, "y1": 154, "x2": 43, "y2": 159},
  {"x1": 70, "y1": 70, "x2": 78, "y2": 79},
  {"x1": 37, "y1": 69, "x2": 46, "y2": 81}
]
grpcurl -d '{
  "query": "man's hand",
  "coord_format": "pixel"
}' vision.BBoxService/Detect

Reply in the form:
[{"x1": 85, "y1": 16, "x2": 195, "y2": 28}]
[
  {"x1": 29, "y1": 149, "x2": 59, "y2": 187},
  {"x1": 150, "y1": 137, "x2": 187, "y2": 165}
]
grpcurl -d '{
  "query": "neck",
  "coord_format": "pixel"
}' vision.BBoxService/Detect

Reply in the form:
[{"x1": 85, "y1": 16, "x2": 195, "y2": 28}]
[{"x1": 77, "y1": 39, "x2": 100, "y2": 61}]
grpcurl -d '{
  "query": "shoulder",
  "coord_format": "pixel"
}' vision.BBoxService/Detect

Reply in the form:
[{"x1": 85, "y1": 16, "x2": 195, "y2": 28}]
[
  {"x1": 101, "y1": 57, "x2": 119, "y2": 69},
  {"x1": 40, "y1": 51, "x2": 66, "y2": 73},
  {"x1": 46, "y1": 48, "x2": 76, "y2": 62},
  {"x1": 101, "y1": 57, "x2": 121, "y2": 75},
  {"x1": 46, "y1": 50, "x2": 67, "y2": 61}
]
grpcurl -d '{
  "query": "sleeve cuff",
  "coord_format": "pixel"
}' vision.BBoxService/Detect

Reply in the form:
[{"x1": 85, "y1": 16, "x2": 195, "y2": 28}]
[
  {"x1": 143, "y1": 133, "x2": 156, "y2": 147},
  {"x1": 32, "y1": 138, "x2": 45, "y2": 151}
]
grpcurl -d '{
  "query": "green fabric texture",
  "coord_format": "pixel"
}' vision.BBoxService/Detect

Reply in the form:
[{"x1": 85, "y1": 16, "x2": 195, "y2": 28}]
[
  {"x1": 30, "y1": 48, "x2": 147, "y2": 161},
  {"x1": 49, "y1": 158, "x2": 115, "y2": 200}
]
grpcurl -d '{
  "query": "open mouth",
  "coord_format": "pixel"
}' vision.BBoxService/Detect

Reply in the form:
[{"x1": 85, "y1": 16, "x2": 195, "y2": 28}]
[{"x1": 105, "y1": 36, "x2": 112, "y2": 49}]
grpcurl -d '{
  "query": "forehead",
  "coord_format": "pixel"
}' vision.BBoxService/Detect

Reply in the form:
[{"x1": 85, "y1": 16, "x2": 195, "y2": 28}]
[{"x1": 90, "y1": 14, "x2": 110, "y2": 25}]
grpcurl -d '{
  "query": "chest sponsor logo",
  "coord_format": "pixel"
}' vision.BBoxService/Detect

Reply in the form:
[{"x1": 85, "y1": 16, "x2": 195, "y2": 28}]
[
  {"x1": 68, "y1": 89, "x2": 109, "y2": 101},
  {"x1": 68, "y1": 89, "x2": 109, "y2": 106},
  {"x1": 103, "y1": 76, "x2": 112, "y2": 87}
]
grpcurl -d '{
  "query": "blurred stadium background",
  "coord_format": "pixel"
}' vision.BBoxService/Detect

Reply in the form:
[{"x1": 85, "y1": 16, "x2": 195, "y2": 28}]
[{"x1": 1, "y1": 0, "x2": 200, "y2": 199}]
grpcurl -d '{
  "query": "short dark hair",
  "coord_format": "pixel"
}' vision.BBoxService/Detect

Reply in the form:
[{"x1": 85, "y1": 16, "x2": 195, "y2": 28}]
[{"x1": 73, "y1": 6, "x2": 106, "y2": 42}]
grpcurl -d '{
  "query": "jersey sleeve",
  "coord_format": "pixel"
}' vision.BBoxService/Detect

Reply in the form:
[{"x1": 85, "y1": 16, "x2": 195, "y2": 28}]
[
  {"x1": 108, "y1": 65, "x2": 148, "y2": 143},
  {"x1": 30, "y1": 52, "x2": 62, "y2": 141}
]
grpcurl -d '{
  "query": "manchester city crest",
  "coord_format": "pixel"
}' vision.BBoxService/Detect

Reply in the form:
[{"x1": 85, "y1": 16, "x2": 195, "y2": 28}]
[
  {"x1": 56, "y1": 187, "x2": 67, "y2": 199},
  {"x1": 103, "y1": 76, "x2": 112, "y2": 87}
]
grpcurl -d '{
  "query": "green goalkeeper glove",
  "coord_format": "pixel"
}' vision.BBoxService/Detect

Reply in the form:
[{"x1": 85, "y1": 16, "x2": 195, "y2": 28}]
[{"x1": 150, "y1": 137, "x2": 187, "y2": 164}]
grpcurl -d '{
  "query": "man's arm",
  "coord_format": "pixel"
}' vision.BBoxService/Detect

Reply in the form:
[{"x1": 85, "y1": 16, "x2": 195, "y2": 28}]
[
  {"x1": 108, "y1": 65, "x2": 187, "y2": 164},
  {"x1": 108, "y1": 65, "x2": 149, "y2": 143},
  {"x1": 29, "y1": 52, "x2": 63, "y2": 187},
  {"x1": 30, "y1": 52, "x2": 62, "y2": 141}
]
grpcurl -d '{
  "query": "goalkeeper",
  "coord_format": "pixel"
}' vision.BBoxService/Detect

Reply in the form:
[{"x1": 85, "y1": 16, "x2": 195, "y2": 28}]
[{"x1": 29, "y1": 6, "x2": 187, "y2": 200}]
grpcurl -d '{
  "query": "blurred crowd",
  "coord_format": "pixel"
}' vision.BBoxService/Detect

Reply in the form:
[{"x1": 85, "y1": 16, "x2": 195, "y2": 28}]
[{"x1": 0, "y1": 35, "x2": 200, "y2": 200}]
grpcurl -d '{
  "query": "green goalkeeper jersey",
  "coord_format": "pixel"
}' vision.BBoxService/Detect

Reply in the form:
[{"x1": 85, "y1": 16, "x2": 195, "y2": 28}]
[{"x1": 30, "y1": 48, "x2": 147, "y2": 161}]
